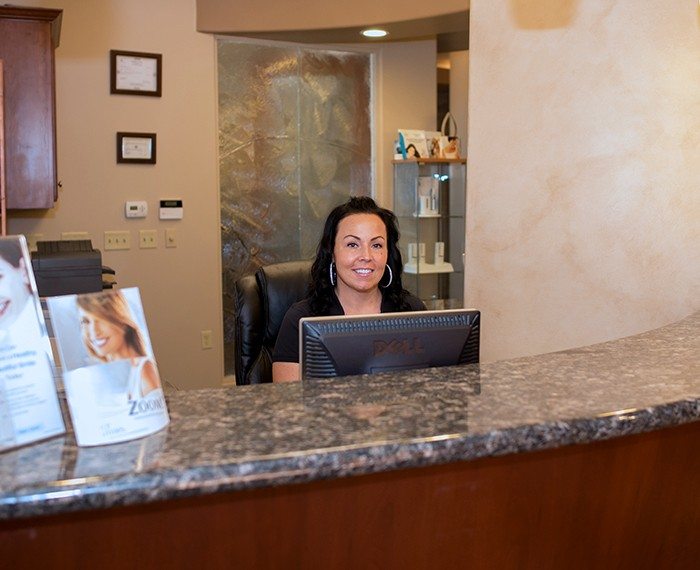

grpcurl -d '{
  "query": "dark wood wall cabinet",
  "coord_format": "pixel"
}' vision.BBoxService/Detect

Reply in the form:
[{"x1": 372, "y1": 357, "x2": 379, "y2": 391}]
[{"x1": 0, "y1": 6, "x2": 62, "y2": 209}]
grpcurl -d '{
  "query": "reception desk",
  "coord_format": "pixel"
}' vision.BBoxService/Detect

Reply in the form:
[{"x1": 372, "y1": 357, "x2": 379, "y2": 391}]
[{"x1": 1, "y1": 313, "x2": 698, "y2": 568}]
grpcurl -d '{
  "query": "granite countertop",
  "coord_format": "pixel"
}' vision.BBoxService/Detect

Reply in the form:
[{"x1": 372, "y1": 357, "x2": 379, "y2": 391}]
[{"x1": 1, "y1": 312, "x2": 698, "y2": 520}]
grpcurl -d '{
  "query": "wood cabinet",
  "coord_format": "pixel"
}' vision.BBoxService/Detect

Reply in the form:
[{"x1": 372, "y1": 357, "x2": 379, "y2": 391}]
[{"x1": 0, "y1": 6, "x2": 62, "y2": 209}]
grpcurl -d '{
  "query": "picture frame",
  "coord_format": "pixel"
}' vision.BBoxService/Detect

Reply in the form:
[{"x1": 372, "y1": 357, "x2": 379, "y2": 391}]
[
  {"x1": 110, "y1": 50, "x2": 162, "y2": 97},
  {"x1": 116, "y1": 132, "x2": 156, "y2": 164}
]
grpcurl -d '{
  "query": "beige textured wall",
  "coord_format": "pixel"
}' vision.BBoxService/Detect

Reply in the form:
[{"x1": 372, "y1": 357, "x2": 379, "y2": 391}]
[
  {"x1": 14, "y1": 0, "x2": 691, "y2": 381},
  {"x1": 466, "y1": 0, "x2": 700, "y2": 362},
  {"x1": 8, "y1": 0, "x2": 223, "y2": 390},
  {"x1": 7, "y1": 1, "x2": 438, "y2": 388},
  {"x1": 448, "y1": 51, "x2": 469, "y2": 149},
  {"x1": 374, "y1": 41, "x2": 438, "y2": 206}
]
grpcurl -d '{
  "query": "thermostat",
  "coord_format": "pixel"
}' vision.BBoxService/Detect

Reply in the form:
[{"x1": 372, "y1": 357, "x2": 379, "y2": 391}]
[
  {"x1": 159, "y1": 199, "x2": 183, "y2": 220},
  {"x1": 125, "y1": 200, "x2": 148, "y2": 218}
]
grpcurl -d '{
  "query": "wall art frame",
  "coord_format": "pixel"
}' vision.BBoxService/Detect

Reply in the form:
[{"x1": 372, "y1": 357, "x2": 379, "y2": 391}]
[
  {"x1": 116, "y1": 132, "x2": 157, "y2": 164},
  {"x1": 110, "y1": 50, "x2": 162, "y2": 97}
]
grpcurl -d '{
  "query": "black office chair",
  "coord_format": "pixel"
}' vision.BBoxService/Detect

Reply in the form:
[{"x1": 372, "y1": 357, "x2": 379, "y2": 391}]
[{"x1": 233, "y1": 260, "x2": 312, "y2": 385}]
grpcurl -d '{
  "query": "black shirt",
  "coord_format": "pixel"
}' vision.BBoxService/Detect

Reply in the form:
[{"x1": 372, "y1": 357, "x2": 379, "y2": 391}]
[{"x1": 273, "y1": 291, "x2": 425, "y2": 363}]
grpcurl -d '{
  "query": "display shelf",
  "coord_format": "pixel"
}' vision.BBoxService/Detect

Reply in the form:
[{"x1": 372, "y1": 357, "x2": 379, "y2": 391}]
[
  {"x1": 392, "y1": 158, "x2": 467, "y2": 165},
  {"x1": 393, "y1": 160, "x2": 466, "y2": 306},
  {"x1": 403, "y1": 262, "x2": 454, "y2": 275}
]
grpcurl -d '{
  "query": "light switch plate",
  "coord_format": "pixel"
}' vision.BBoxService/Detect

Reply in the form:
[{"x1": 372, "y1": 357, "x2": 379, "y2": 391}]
[
  {"x1": 104, "y1": 231, "x2": 131, "y2": 250},
  {"x1": 139, "y1": 229, "x2": 157, "y2": 249},
  {"x1": 165, "y1": 228, "x2": 177, "y2": 248}
]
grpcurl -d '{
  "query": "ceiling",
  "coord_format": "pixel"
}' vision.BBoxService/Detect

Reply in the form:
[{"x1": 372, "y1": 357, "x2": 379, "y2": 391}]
[{"x1": 217, "y1": 11, "x2": 469, "y2": 54}]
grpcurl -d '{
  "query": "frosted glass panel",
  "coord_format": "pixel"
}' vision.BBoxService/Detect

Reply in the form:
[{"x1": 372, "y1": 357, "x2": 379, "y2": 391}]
[{"x1": 218, "y1": 40, "x2": 371, "y2": 376}]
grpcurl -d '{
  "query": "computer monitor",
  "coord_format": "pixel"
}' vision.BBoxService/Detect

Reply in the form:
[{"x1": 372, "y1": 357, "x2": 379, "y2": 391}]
[{"x1": 299, "y1": 308, "x2": 480, "y2": 380}]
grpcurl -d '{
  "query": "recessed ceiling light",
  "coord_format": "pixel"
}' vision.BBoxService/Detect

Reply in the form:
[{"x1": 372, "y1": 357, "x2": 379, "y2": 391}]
[{"x1": 361, "y1": 29, "x2": 388, "y2": 38}]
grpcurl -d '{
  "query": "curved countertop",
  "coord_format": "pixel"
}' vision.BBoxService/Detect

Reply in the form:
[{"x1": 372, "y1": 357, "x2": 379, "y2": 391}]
[{"x1": 1, "y1": 312, "x2": 698, "y2": 520}]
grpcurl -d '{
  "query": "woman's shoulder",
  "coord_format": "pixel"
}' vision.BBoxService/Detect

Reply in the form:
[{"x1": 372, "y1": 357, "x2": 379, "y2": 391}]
[
  {"x1": 284, "y1": 293, "x2": 342, "y2": 320},
  {"x1": 140, "y1": 358, "x2": 161, "y2": 392},
  {"x1": 282, "y1": 297, "x2": 313, "y2": 321}
]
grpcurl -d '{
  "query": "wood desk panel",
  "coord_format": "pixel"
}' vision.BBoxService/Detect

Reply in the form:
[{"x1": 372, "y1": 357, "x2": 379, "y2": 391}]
[{"x1": 2, "y1": 421, "x2": 698, "y2": 569}]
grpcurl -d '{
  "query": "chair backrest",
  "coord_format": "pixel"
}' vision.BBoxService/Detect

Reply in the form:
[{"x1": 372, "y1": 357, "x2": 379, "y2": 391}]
[{"x1": 233, "y1": 260, "x2": 312, "y2": 385}]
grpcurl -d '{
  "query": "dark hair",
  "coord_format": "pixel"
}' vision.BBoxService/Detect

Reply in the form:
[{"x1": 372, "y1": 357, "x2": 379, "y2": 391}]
[
  {"x1": 0, "y1": 240, "x2": 23, "y2": 268},
  {"x1": 308, "y1": 196, "x2": 412, "y2": 315},
  {"x1": 77, "y1": 291, "x2": 147, "y2": 363},
  {"x1": 406, "y1": 143, "x2": 420, "y2": 158}
]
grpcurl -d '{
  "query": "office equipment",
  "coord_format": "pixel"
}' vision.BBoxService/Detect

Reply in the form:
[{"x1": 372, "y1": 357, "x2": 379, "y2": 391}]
[
  {"x1": 159, "y1": 199, "x2": 183, "y2": 219},
  {"x1": 300, "y1": 308, "x2": 479, "y2": 379},
  {"x1": 31, "y1": 240, "x2": 103, "y2": 296},
  {"x1": 125, "y1": 200, "x2": 147, "y2": 218}
]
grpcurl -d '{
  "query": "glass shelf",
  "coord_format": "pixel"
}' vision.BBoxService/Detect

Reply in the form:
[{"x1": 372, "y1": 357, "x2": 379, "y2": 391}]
[{"x1": 393, "y1": 160, "x2": 466, "y2": 307}]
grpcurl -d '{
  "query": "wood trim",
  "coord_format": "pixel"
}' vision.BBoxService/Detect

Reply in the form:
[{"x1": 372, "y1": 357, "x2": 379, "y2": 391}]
[
  {"x1": 0, "y1": 59, "x2": 5, "y2": 235},
  {"x1": 0, "y1": 7, "x2": 62, "y2": 48},
  {"x1": 392, "y1": 158, "x2": 466, "y2": 164},
  {"x1": 1, "y1": 421, "x2": 698, "y2": 569}
]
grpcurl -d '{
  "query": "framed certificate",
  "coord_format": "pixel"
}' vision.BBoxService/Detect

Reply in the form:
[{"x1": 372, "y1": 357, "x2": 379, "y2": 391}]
[
  {"x1": 110, "y1": 50, "x2": 162, "y2": 97},
  {"x1": 117, "y1": 132, "x2": 157, "y2": 164}
]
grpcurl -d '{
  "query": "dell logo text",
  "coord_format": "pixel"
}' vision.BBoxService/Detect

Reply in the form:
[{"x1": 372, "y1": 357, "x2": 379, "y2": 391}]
[{"x1": 373, "y1": 338, "x2": 425, "y2": 356}]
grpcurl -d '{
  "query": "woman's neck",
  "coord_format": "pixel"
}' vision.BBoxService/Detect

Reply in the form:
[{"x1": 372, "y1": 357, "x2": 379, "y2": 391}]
[
  {"x1": 335, "y1": 286, "x2": 382, "y2": 316},
  {"x1": 108, "y1": 346, "x2": 140, "y2": 362}
]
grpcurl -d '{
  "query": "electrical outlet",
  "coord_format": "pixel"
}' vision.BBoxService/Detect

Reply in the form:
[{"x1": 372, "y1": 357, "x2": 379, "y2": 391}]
[
  {"x1": 165, "y1": 228, "x2": 177, "y2": 248},
  {"x1": 201, "y1": 330, "x2": 213, "y2": 350},
  {"x1": 61, "y1": 231, "x2": 90, "y2": 241},
  {"x1": 139, "y1": 229, "x2": 157, "y2": 249},
  {"x1": 104, "y1": 231, "x2": 131, "y2": 251}
]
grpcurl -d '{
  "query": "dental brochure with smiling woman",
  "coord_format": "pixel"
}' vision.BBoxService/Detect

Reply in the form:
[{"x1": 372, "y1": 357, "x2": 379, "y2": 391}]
[
  {"x1": 47, "y1": 287, "x2": 169, "y2": 446},
  {"x1": 0, "y1": 236, "x2": 65, "y2": 452}
]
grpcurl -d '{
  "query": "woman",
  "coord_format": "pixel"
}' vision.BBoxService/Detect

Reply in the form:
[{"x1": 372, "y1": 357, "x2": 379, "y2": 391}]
[
  {"x1": 77, "y1": 291, "x2": 161, "y2": 401},
  {"x1": 272, "y1": 196, "x2": 425, "y2": 382},
  {"x1": 405, "y1": 143, "x2": 420, "y2": 158},
  {"x1": 0, "y1": 240, "x2": 32, "y2": 333}
]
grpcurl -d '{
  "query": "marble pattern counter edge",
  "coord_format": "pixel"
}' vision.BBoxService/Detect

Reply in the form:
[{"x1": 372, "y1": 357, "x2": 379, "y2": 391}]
[{"x1": 0, "y1": 312, "x2": 698, "y2": 520}]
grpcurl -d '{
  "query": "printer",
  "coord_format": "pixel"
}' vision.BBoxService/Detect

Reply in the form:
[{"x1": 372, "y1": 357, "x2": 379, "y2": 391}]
[{"x1": 31, "y1": 240, "x2": 112, "y2": 297}]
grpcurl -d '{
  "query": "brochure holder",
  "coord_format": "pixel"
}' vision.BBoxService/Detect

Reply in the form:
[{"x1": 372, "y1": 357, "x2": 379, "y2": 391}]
[
  {"x1": 0, "y1": 236, "x2": 65, "y2": 453},
  {"x1": 47, "y1": 287, "x2": 169, "y2": 446}
]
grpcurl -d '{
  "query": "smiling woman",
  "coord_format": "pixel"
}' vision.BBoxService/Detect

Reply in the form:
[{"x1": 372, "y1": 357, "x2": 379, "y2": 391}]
[
  {"x1": 76, "y1": 291, "x2": 161, "y2": 401},
  {"x1": 271, "y1": 196, "x2": 425, "y2": 382},
  {"x1": 0, "y1": 240, "x2": 31, "y2": 331}
]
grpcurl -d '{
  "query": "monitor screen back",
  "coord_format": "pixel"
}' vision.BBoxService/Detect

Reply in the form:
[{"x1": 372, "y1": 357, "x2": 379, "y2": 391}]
[{"x1": 300, "y1": 309, "x2": 480, "y2": 379}]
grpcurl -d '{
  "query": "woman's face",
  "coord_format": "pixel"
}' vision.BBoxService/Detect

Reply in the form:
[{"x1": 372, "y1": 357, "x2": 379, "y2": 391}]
[
  {"x1": 333, "y1": 213, "x2": 388, "y2": 295},
  {"x1": 0, "y1": 257, "x2": 31, "y2": 329},
  {"x1": 79, "y1": 308, "x2": 127, "y2": 359}
]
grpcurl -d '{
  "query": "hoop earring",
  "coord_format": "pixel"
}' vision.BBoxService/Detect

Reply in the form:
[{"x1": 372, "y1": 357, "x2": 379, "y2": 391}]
[
  {"x1": 329, "y1": 261, "x2": 336, "y2": 287},
  {"x1": 381, "y1": 264, "x2": 393, "y2": 289}
]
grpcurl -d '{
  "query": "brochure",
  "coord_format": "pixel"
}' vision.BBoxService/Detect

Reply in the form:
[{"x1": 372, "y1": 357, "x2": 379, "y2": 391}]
[
  {"x1": 396, "y1": 128, "x2": 461, "y2": 160},
  {"x1": 47, "y1": 287, "x2": 169, "y2": 446},
  {"x1": 0, "y1": 236, "x2": 65, "y2": 452},
  {"x1": 397, "y1": 129, "x2": 429, "y2": 160},
  {"x1": 425, "y1": 131, "x2": 442, "y2": 158}
]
